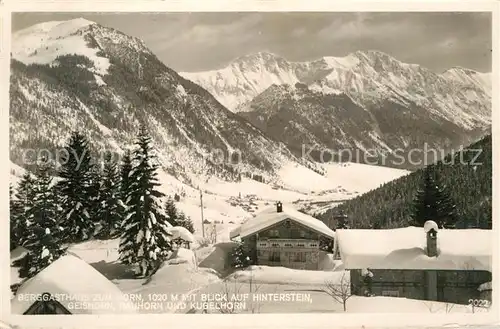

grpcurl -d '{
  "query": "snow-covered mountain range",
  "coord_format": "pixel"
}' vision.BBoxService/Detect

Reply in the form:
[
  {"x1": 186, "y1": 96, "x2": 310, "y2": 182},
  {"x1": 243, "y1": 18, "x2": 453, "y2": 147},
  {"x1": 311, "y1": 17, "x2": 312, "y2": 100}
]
[
  {"x1": 182, "y1": 51, "x2": 491, "y2": 166},
  {"x1": 181, "y1": 51, "x2": 491, "y2": 118},
  {"x1": 10, "y1": 18, "x2": 322, "y2": 188}
]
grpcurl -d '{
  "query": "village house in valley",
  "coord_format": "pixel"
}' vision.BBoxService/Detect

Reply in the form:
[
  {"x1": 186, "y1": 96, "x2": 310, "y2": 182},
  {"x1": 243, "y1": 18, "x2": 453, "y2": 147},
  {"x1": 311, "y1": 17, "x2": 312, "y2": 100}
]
[
  {"x1": 229, "y1": 202, "x2": 336, "y2": 270},
  {"x1": 336, "y1": 221, "x2": 492, "y2": 305}
]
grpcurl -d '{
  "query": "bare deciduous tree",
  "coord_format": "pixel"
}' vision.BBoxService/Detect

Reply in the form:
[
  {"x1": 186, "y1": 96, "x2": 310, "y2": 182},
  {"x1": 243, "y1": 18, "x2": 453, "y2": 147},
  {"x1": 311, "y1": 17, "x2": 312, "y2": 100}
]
[
  {"x1": 247, "y1": 269, "x2": 263, "y2": 314},
  {"x1": 214, "y1": 273, "x2": 264, "y2": 314},
  {"x1": 216, "y1": 279, "x2": 243, "y2": 314},
  {"x1": 323, "y1": 272, "x2": 352, "y2": 312},
  {"x1": 204, "y1": 223, "x2": 218, "y2": 244}
]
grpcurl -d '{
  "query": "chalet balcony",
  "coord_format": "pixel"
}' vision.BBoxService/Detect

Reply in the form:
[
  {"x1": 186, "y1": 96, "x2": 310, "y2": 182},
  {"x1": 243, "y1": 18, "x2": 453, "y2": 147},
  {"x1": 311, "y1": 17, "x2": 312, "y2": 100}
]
[{"x1": 256, "y1": 238, "x2": 319, "y2": 249}]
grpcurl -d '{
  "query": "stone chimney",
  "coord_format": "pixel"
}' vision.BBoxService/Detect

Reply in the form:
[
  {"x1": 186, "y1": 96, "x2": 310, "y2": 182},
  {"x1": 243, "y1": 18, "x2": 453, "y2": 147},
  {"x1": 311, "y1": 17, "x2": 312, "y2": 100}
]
[
  {"x1": 424, "y1": 220, "x2": 439, "y2": 257},
  {"x1": 276, "y1": 201, "x2": 283, "y2": 213}
]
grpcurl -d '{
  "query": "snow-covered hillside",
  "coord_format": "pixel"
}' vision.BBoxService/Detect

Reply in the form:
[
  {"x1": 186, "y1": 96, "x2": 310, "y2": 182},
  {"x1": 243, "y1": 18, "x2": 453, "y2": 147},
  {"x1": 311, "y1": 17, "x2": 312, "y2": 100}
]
[
  {"x1": 12, "y1": 18, "x2": 111, "y2": 76},
  {"x1": 10, "y1": 19, "x2": 322, "y2": 189},
  {"x1": 9, "y1": 161, "x2": 27, "y2": 187},
  {"x1": 442, "y1": 67, "x2": 492, "y2": 97},
  {"x1": 146, "y1": 161, "x2": 409, "y2": 235}
]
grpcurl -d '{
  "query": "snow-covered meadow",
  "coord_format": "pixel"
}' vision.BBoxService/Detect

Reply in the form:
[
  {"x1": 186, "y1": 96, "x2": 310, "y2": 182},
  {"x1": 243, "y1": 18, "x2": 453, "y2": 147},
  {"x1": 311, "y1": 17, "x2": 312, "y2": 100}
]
[{"x1": 145, "y1": 161, "x2": 410, "y2": 237}]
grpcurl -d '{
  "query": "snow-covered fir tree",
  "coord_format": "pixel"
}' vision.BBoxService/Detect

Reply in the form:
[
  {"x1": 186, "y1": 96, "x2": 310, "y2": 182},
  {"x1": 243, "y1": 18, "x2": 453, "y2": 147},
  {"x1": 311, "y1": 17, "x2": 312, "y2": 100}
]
[
  {"x1": 57, "y1": 131, "x2": 96, "y2": 242},
  {"x1": 335, "y1": 212, "x2": 349, "y2": 229},
  {"x1": 97, "y1": 152, "x2": 124, "y2": 239},
  {"x1": 16, "y1": 158, "x2": 66, "y2": 279},
  {"x1": 230, "y1": 242, "x2": 252, "y2": 269},
  {"x1": 10, "y1": 184, "x2": 23, "y2": 250},
  {"x1": 120, "y1": 149, "x2": 133, "y2": 206},
  {"x1": 88, "y1": 164, "x2": 103, "y2": 224},
  {"x1": 176, "y1": 212, "x2": 195, "y2": 234},
  {"x1": 163, "y1": 196, "x2": 194, "y2": 233},
  {"x1": 11, "y1": 172, "x2": 37, "y2": 248},
  {"x1": 119, "y1": 126, "x2": 172, "y2": 277},
  {"x1": 164, "y1": 196, "x2": 179, "y2": 226},
  {"x1": 412, "y1": 165, "x2": 458, "y2": 228}
]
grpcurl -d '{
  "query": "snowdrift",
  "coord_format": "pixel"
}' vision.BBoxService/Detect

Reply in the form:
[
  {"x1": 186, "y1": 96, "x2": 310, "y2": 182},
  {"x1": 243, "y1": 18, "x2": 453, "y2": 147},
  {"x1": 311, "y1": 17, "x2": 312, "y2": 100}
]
[
  {"x1": 228, "y1": 265, "x2": 349, "y2": 286},
  {"x1": 166, "y1": 248, "x2": 197, "y2": 268},
  {"x1": 11, "y1": 254, "x2": 137, "y2": 314},
  {"x1": 198, "y1": 242, "x2": 238, "y2": 275},
  {"x1": 167, "y1": 226, "x2": 195, "y2": 243}
]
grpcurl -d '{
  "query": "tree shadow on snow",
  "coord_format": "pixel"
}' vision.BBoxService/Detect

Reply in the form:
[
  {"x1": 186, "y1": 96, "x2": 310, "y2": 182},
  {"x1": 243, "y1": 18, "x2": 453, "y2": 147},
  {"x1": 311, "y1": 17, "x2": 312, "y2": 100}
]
[{"x1": 91, "y1": 261, "x2": 137, "y2": 280}]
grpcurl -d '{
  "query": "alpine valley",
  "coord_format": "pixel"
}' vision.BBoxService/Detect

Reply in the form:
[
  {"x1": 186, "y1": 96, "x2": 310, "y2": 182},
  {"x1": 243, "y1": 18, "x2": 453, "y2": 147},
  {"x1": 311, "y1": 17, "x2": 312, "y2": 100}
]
[{"x1": 10, "y1": 18, "x2": 490, "y2": 223}]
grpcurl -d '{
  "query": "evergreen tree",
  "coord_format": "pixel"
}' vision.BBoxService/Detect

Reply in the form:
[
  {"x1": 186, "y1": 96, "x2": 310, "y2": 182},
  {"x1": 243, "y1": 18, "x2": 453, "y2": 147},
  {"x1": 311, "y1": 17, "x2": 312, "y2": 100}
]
[
  {"x1": 485, "y1": 199, "x2": 492, "y2": 229},
  {"x1": 119, "y1": 127, "x2": 172, "y2": 277},
  {"x1": 16, "y1": 159, "x2": 66, "y2": 279},
  {"x1": 97, "y1": 153, "x2": 123, "y2": 239},
  {"x1": 230, "y1": 242, "x2": 252, "y2": 268},
  {"x1": 120, "y1": 149, "x2": 133, "y2": 205},
  {"x1": 437, "y1": 184, "x2": 458, "y2": 228},
  {"x1": 88, "y1": 164, "x2": 103, "y2": 223},
  {"x1": 177, "y1": 212, "x2": 195, "y2": 234},
  {"x1": 321, "y1": 135, "x2": 491, "y2": 229},
  {"x1": 164, "y1": 196, "x2": 179, "y2": 226},
  {"x1": 57, "y1": 131, "x2": 95, "y2": 242},
  {"x1": 11, "y1": 172, "x2": 37, "y2": 247},
  {"x1": 335, "y1": 212, "x2": 349, "y2": 229},
  {"x1": 411, "y1": 165, "x2": 457, "y2": 228},
  {"x1": 10, "y1": 184, "x2": 23, "y2": 250}
]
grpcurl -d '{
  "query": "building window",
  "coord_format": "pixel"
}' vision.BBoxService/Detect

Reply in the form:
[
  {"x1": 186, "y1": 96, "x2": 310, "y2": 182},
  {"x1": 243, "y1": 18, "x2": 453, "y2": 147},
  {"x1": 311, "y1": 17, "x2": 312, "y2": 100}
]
[
  {"x1": 294, "y1": 252, "x2": 306, "y2": 262},
  {"x1": 23, "y1": 293, "x2": 71, "y2": 315},
  {"x1": 382, "y1": 290, "x2": 399, "y2": 297},
  {"x1": 284, "y1": 243, "x2": 292, "y2": 247},
  {"x1": 271, "y1": 243, "x2": 279, "y2": 247},
  {"x1": 259, "y1": 243, "x2": 267, "y2": 247},
  {"x1": 300, "y1": 230, "x2": 306, "y2": 238},
  {"x1": 297, "y1": 243, "x2": 305, "y2": 247},
  {"x1": 269, "y1": 229, "x2": 279, "y2": 238},
  {"x1": 310, "y1": 243, "x2": 317, "y2": 247},
  {"x1": 269, "y1": 251, "x2": 281, "y2": 262}
]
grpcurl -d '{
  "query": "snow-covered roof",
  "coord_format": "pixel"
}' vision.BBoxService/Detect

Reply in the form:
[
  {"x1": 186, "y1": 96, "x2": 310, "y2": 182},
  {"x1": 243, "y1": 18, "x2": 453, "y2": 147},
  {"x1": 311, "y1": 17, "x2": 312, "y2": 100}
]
[
  {"x1": 229, "y1": 226, "x2": 241, "y2": 240},
  {"x1": 11, "y1": 254, "x2": 137, "y2": 314},
  {"x1": 10, "y1": 246, "x2": 29, "y2": 263},
  {"x1": 230, "y1": 205, "x2": 335, "y2": 239},
  {"x1": 166, "y1": 248, "x2": 197, "y2": 268},
  {"x1": 167, "y1": 226, "x2": 195, "y2": 242},
  {"x1": 336, "y1": 227, "x2": 492, "y2": 271},
  {"x1": 478, "y1": 281, "x2": 492, "y2": 292},
  {"x1": 424, "y1": 220, "x2": 438, "y2": 233}
]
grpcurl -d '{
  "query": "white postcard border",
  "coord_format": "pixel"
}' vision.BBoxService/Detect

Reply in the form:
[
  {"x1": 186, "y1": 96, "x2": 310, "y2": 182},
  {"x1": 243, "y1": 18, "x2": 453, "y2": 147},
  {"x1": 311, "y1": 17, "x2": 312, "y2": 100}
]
[{"x1": 1, "y1": 1, "x2": 499, "y2": 328}]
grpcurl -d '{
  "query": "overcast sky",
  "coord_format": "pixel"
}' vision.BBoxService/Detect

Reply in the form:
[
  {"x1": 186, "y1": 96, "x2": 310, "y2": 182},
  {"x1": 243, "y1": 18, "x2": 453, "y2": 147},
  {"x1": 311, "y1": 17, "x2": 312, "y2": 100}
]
[{"x1": 12, "y1": 12, "x2": 492, "y2": 73}]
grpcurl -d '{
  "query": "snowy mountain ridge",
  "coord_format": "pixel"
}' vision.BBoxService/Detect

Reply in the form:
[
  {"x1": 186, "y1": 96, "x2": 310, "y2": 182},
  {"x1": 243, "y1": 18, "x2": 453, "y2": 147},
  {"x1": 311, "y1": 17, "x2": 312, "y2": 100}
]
[
  {"x1": 10, "y1": 18, "x2": 323, "y2": 190},
  {"x1": 182, "y1": 51, "x2": 491, "y2": 166},
  {"x1": 181, "y1": 51, "x2": 491, "y2": 131}
]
